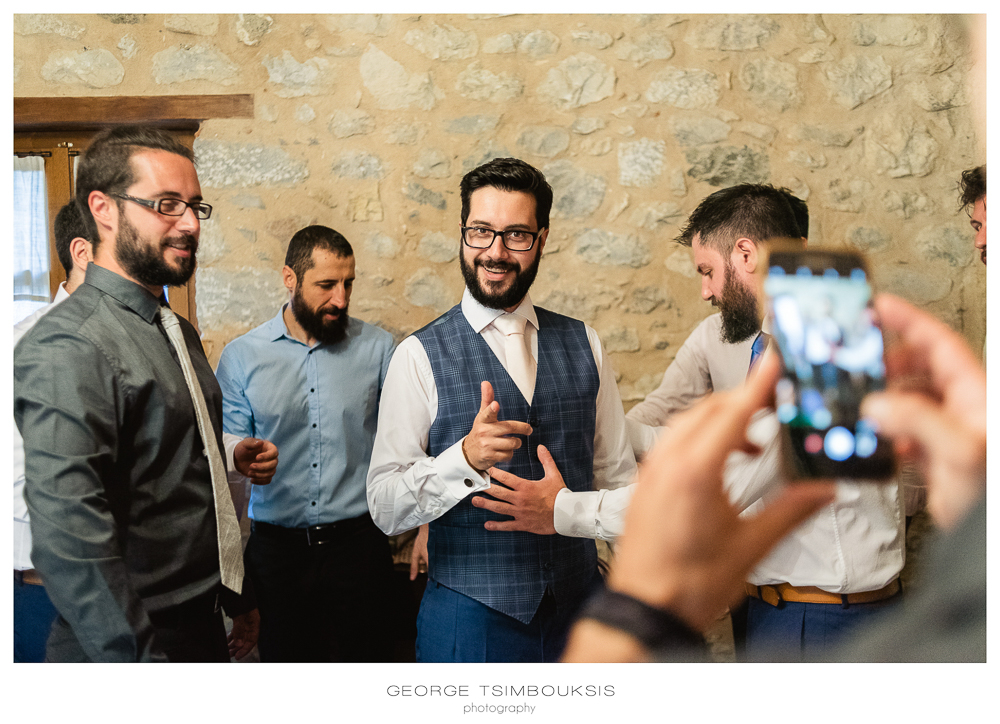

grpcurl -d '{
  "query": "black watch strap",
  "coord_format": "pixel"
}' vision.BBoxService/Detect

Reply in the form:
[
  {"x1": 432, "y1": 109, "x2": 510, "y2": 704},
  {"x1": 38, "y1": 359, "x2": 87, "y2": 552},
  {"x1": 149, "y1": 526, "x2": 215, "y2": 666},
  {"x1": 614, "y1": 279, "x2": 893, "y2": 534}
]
[{"x1": 579, "y1": 589, "x2": 706, "y2": 653}]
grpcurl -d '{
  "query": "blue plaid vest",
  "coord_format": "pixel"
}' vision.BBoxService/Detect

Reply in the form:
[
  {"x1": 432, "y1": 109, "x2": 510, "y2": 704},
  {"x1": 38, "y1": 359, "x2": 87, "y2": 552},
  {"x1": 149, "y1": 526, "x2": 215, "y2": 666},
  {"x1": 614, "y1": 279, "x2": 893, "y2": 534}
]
[{"x1": 415, "y1": 304, "x2": 600, "y2": 623}]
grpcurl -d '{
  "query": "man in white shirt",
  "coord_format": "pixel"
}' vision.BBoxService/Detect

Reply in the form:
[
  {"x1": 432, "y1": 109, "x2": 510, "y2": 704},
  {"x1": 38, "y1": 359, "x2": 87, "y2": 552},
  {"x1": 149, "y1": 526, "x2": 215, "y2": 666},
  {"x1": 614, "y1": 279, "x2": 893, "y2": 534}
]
[
  {"x1": 627, "y1": 184, "x2": 907, "y2": 661},
  {"x1": 13, "y1": 202, "x2": 93, "y2": 662},
  {"x1": 367, "y1": 157, "x2": 635, "y2": 662}
]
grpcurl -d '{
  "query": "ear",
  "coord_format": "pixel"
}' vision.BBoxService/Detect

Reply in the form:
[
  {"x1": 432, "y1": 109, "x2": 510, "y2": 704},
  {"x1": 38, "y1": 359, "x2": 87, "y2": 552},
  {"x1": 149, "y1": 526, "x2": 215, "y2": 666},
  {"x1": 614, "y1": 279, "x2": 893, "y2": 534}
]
[
  {"x1": 537, "y1": 227, "x2": 548, "y2": 257},
  {"x1": 88, "y1": 190, "x2": 117, "y2": 243},
  {"x1": 732, "y1": 237, "x2": 760, "y2": 274},
  {"x1": 69, "y1": 237, "x2": 93, "y2": 275},
  {"x1": 282, "y1": 265, "x2": 297, "y2": 294}
]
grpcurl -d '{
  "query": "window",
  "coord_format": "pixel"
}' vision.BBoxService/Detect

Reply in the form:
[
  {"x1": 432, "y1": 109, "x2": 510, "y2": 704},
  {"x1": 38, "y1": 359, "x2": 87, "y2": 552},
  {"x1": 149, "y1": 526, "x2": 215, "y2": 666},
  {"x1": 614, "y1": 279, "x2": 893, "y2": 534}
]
[
  {"x1": 13, "y1": 155, "x2": 52, "y2": 324},
  {"x1": 13, "y1": 94, "x2": 253, "y2": 330}
]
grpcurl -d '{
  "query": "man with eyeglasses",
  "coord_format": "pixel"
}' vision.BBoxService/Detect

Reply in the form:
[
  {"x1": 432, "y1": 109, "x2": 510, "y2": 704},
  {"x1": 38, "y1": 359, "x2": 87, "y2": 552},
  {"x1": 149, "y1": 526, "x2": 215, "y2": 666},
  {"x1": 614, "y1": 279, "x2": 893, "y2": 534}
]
[
  {"x1": 14, "y1": 125, "x2": 278, "y2": 662},
  {"x1": 367, "y1": 157, "x2": 636, "y2": 662}
]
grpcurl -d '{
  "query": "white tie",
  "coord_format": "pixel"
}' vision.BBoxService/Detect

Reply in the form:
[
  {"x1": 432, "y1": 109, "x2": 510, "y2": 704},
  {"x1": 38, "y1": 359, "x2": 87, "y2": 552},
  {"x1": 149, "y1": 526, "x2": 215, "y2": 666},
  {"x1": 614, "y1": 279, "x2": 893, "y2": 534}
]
[
  {"x1": 494, "y1": 313, "x2": 536, "y2": 405},
  {"x1": 160, "y1": 307, "x2": 244, "y2": 594}
]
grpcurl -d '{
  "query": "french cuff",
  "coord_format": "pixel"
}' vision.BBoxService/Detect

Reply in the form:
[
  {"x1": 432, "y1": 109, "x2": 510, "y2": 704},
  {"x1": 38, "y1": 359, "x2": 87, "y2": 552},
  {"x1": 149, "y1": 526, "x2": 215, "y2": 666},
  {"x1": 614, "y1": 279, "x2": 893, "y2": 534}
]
[
  {"x1": 438, "y1": 439, "x2": 491, "y2": 505},
  {"x1": 553, "y1": 488, "x2": 603, "y2": 539}
]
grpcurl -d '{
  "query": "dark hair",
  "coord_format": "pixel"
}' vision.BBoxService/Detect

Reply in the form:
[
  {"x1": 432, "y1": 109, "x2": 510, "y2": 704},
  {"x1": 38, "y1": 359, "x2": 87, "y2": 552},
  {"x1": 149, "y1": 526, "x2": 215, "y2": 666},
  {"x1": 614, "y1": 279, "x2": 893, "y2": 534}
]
[
  {"x1": 53, "y1": 201, "x2": 90, "y2": 276},
  {"x1": 959, "y1": 165, "x2": 986, "y2": 211},
  {"x1": 778, "y1": 187, "x2": 809, "y2": 238},
  {"x1": 284, "y1": 225, "x2": 354, "y2": 279},
  {"x1": 676, "y1": 183, "x2": 802, "y2": 256},
  {"x1": 460, "y1": 157, "x2": 553, "y2": 230},
  {"x1": 75, "y1": 125, "x2": 195, "y2": 248}
]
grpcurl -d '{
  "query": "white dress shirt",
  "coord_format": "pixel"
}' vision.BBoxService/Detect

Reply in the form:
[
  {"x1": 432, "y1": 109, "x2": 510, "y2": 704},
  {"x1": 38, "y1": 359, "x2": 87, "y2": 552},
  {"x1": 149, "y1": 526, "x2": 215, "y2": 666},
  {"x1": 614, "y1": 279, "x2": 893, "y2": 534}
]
[
  {"x1": 366, "y1": 290, "x2": 637, "y2": 541},
  {"x1": 626, "y1": 313, "x2": 908, "y2": 593},
  {"x1": 14, "y1": 284, "x2": 246, "y2": 569}
]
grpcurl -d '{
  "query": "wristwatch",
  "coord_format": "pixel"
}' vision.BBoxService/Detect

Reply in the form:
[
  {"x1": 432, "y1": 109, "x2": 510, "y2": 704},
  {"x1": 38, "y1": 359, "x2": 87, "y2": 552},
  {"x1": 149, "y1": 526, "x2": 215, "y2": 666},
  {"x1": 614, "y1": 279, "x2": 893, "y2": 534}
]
[{"x1": 579, "y1": 588, "x2": 706, "y2": 653}]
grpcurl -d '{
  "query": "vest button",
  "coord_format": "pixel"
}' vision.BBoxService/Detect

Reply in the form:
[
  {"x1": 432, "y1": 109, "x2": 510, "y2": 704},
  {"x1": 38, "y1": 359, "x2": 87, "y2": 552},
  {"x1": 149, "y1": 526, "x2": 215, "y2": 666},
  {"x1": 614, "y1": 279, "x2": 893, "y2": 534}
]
[
  {"x1": 543, "y1": 562, "x2": 552, "y2": 570},
  {"x1": 464, "y1": 478, "x2": 474, "y2": 487}
]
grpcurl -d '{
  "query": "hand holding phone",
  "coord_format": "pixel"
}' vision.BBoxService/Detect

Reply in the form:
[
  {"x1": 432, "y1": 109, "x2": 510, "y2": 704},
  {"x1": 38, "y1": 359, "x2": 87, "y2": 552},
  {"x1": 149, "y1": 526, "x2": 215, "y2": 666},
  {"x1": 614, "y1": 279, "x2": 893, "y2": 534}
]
[{"x1": 764, "y1": 248, "x2": 895, "y2": 480}]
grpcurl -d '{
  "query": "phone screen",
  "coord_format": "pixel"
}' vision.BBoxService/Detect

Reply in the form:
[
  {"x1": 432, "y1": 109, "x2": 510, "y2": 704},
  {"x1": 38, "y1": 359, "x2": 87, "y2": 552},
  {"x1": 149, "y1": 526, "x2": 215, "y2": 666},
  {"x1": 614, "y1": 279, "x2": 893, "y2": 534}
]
[{"x1": 764, "y1": 251, "x2": 895, "y2": 479}]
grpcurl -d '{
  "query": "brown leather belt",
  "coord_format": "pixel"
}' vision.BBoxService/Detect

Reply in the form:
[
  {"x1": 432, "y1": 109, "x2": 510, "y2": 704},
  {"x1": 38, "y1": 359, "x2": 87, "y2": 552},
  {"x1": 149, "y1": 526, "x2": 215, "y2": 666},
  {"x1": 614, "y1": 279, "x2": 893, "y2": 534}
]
[
  {"x1": 14, "y1": 569, "x2": 44, "y2": 586},
  {"x1": 745, "y1": 578, "x2": 901, "y2": 607}
]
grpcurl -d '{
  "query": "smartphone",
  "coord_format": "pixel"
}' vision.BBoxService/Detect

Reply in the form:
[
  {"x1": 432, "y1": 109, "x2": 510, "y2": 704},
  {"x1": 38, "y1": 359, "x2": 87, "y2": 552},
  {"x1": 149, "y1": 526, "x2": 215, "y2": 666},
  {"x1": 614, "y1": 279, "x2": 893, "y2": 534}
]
[{"x1": 763, "y1": 248, "x2": 895, "y2": 480}]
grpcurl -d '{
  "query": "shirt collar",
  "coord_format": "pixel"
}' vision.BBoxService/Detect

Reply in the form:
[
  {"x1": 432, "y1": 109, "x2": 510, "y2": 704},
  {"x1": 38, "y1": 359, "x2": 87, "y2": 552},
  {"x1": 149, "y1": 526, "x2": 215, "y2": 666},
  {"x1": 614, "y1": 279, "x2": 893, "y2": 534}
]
[
  {"x1": 461, "y1": 288, "x2": 538, "y2": 334},
  {"x1": 266, "y1": 303, "x2": 294, "y2": 342},
  {"x1": 83, "y1": 263, "x2": 163, "y2": 324},
  {"x1": 53, "y1": 282, "x2": 71, "y2": 304}
]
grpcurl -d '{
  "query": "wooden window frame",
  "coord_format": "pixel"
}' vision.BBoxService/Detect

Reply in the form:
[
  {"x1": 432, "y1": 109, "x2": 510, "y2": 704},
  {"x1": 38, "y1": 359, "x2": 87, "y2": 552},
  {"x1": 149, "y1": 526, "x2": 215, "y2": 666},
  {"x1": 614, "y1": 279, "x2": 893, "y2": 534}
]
[{"x1": 14, "y1": 94, "x2": 253, "y2": 329}]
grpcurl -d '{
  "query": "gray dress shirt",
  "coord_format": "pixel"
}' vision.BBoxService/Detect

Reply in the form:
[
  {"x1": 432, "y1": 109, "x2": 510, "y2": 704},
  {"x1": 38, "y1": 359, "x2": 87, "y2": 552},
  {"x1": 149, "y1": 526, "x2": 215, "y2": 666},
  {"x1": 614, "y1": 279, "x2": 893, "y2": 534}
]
[{"x1": 13, "y1": 263, "x2": 235, "y2": 662}]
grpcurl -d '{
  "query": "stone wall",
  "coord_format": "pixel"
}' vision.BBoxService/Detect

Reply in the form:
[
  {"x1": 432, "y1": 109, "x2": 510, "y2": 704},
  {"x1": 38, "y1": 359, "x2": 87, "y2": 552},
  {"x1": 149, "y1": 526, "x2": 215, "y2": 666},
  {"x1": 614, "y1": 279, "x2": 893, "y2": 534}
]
[{"x1": 14, "y1": 14, "x2": 985, "y2": 398}]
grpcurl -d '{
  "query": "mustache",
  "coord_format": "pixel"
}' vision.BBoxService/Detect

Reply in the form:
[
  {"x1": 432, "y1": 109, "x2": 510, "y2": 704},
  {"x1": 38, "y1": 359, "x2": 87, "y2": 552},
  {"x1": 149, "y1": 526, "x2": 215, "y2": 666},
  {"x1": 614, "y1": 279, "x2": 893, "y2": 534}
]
[
  {"x1": 475, "y1": 258, "x2": 517, "y2": 273},
  {"x1": 163, "y1": 234, "x2": 199, "y2": 252},
  {"x1": 321, "y1": 305, "x2": 348, "y2": 316}
]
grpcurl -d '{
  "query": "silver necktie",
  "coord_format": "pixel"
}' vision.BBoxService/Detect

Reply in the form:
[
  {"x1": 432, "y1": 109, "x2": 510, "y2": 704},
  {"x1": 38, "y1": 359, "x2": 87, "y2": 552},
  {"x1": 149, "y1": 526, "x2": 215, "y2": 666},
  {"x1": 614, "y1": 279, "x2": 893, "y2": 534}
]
[
  {"x1": 494, "y1": 313, "x2": 536, "y2": 405},
  {"x1": 160, "y1": 306, "x2": 243, "y2": 593}
]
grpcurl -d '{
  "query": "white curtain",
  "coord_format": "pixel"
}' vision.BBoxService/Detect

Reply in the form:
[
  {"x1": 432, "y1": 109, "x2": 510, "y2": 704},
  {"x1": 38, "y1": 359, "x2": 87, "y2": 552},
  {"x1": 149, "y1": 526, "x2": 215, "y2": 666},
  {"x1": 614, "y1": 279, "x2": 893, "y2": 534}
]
[{"x1": 13, "y1": 155, "x2": 51, "y2": 324}]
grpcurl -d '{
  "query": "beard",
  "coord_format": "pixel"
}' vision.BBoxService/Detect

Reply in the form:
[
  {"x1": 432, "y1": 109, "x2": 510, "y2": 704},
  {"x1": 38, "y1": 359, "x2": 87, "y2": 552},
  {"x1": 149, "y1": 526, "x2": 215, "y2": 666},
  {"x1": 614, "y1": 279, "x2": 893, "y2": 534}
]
[
  {"x1": 717, "y1": 260, "x2": 761, "y2": 344},
  {"x1": 115, "y1": 214, "x2": 197, "y2": 289},
  {"x1": 460, "y1": 250, "x2": 541, "y2": 311},
  {"x1": 291, "y1": 283, "x2": 350, "y2": 345}
]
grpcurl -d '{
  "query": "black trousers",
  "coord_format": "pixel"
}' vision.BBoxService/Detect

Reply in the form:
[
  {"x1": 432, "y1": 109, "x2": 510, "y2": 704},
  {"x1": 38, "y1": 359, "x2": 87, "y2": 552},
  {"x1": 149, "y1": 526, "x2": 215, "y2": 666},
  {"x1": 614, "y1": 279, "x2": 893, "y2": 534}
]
[
  {"x1": 46, "y1": 587, "x2": 229, "y2": 662},
  {"x1": 246, "y1": 513, "x2": 395, "y2": 663}
]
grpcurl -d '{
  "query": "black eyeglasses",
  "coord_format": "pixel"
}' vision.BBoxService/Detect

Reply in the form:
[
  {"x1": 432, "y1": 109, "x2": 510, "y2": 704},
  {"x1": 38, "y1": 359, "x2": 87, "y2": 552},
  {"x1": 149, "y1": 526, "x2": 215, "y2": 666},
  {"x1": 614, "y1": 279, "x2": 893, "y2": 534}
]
[
  {"x1": 114, "y1": 194, "x2": 213, "y2": 220},
  {"x1": 461, "y1": 226, "x2": 542, "y2": 252}
]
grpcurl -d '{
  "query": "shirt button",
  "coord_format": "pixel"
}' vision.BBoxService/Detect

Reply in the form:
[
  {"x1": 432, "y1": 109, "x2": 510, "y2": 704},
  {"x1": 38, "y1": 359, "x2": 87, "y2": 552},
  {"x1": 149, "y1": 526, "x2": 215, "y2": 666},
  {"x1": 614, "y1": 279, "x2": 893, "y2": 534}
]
[
  {"x1": 433, "y1": 508, "x2": 442, "y2": 516},
  {"x1": 310, "y1": 388, "x2": 315, "y2": 393},
  {"x1": 311, "y1": 501, "x2": 316, "y2": 506},
  {"x1": 464, "y1": 478, "x2": 474, "y2": 488},
  {"x1": 312, "y1": 424, "x2": 317, "y2": 428},
  {"x1": 312, "y1": 463, "x2": 318, "y2": 468}
]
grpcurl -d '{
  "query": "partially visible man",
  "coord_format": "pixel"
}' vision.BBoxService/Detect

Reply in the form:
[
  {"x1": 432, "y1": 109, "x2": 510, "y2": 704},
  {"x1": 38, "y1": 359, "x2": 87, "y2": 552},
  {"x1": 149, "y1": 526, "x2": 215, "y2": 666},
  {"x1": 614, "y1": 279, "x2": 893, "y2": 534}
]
[
  {"x1": 564, "y1": 295, "x2": 985, "y2": 663},
  {"x1": 959, "y1": 165, "x2": 986, "y2": 265},
  {"x1": 14, "y1": 125, "x2": 277, "y2": 662},
  {"x1": 13, "y1": 202, "x2": 93, "y2": 662},
  {"x1": 367, "y1": 157, "x2": 635, "y2": 662},
  {"x1": 216, "y1": 225, "x2": 396, "y2": 662},
  {"x1": 780, "y1": 188, "x2": 809, "y2": 240},
  {"x1": 626, "y1": 184, "x2": 909, "y2": 661}
]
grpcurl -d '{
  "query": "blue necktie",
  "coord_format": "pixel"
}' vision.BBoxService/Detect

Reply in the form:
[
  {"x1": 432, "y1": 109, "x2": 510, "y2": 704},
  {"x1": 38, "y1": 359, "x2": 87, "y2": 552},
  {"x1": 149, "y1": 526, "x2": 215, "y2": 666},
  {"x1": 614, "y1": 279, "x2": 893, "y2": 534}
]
[{"x1": 748, "y1": 331, "x2": 771, "y2": 377}]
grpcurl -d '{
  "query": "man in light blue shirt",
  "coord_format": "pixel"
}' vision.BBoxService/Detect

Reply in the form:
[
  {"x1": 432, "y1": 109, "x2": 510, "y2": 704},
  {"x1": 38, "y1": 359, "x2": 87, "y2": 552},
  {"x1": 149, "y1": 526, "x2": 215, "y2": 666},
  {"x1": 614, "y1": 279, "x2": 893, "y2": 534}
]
[{"x1": 215, "y1": 225, "x2": 396, "y2": 662}]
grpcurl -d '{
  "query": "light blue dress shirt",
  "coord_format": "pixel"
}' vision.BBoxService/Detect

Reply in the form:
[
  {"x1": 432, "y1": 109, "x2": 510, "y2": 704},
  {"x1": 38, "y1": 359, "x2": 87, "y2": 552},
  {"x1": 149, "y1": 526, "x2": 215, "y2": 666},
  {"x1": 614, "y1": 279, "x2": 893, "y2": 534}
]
[{"x1": 216, "y1": 307, "x2": 394, "y2": 528}]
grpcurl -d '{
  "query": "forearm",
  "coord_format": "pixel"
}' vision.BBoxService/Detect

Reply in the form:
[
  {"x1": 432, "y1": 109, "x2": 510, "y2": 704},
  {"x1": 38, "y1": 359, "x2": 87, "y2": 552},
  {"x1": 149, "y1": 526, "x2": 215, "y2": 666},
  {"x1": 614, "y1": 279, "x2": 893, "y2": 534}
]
[
  {"x1": 722, "y1": 412, "x2": 783, "y2": 511},
  {"x1": 625, "y1": 329, "x2": 714, "y2": 428},
  {"x1": 562, "y1": 619, "x2": 653, "y2": 663},
  {"x1": 221, "y1": 567, "x2": 256, "y2": 617},
  {"x1": 625, "y1": 417, "x2": 664, "y2": 462},
  {"x1": 367, "y1": 439, "x2": 488, "y2": 535}
]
